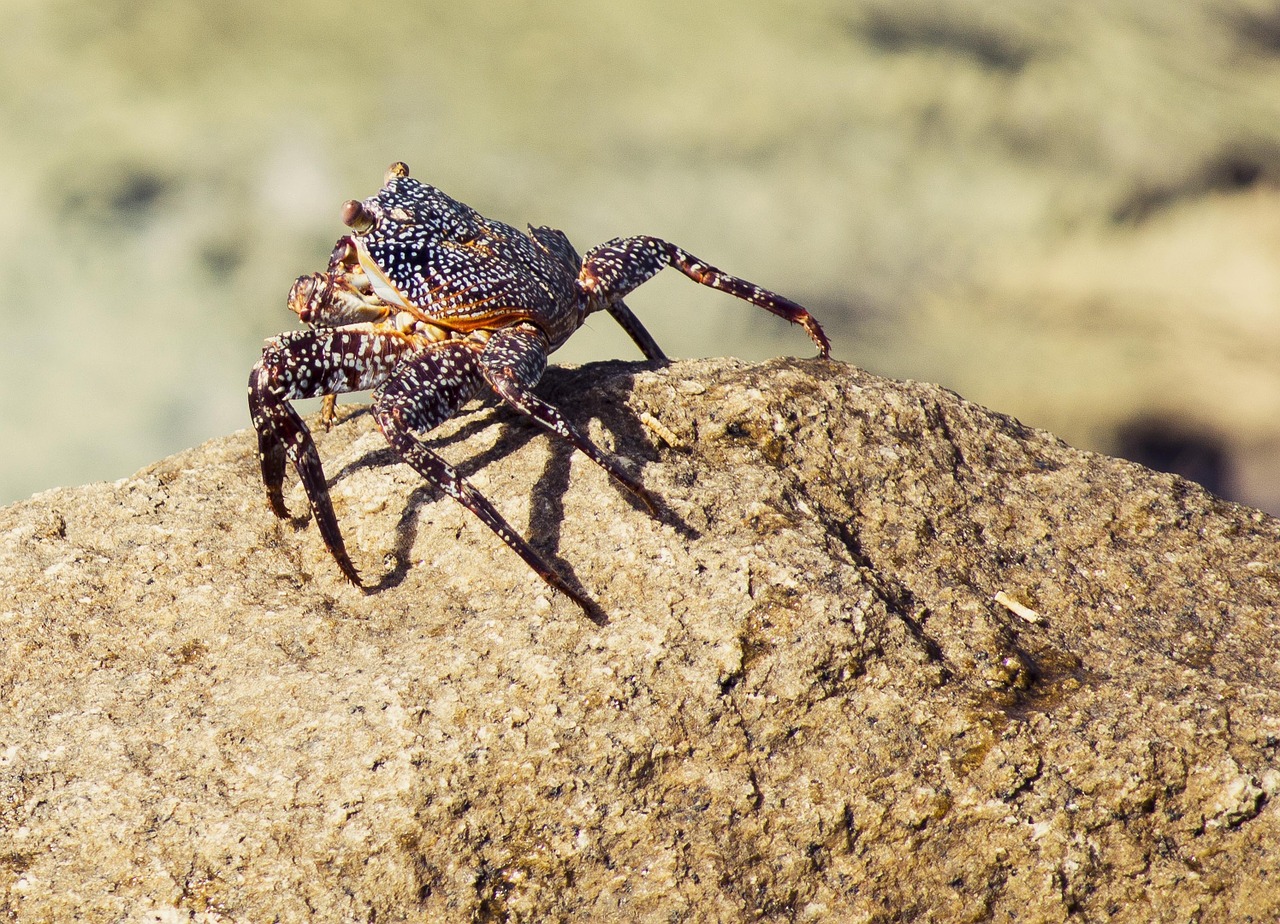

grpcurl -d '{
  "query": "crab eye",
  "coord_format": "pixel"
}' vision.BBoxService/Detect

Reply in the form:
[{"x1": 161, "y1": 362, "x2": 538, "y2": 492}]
[
  {"x1": 385, "y1": 161, "x2": 410, "y2": 183},
  {"x1": 342, "y1": 199, "x2": 376, "y2": 233}
]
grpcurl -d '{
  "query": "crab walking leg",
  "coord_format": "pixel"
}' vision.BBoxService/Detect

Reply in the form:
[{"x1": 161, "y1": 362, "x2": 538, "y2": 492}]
[
  {"x1": 580, "y1": 236, "x2": 831, "y2": 358},
  {"x1": 603, "y1": 298, "x2": 669, "y2": 362},
  {"x1": 526, "y1": 222, "x2": 667, "y2": 361},
  {"x1": 371, "y1": 341, "x2": 594, "y2": 611},
  {"x1": 479, "y1": 324, "x2": 658, "y2": 514},
  {"x1": 249, "y1": 326, "x2": 419, "y2": 582}
]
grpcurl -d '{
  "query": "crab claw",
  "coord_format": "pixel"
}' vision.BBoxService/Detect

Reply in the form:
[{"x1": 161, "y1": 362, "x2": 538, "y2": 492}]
[
  {"x1": 342, "y1": 199, "x2": 376, "y2": 233},
  {"x1": 288, "y1": 271, "x2": 391, "y2": 327},
  {"x1": 288, "y1": 274, "x2": 321, "y2": 323}
]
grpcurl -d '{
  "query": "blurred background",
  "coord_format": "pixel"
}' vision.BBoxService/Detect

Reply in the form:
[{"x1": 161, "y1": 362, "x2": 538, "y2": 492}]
[{"x1": 4, "y1": 0, "x2": 1280, "y2": 511}]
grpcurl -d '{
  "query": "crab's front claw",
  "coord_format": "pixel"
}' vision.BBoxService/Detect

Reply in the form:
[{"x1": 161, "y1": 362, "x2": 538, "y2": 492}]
[
  {"x1": 258, "y1": 429, "x2": 292, "y2": 519},
  {"x1": 249, "y1": 362, "x2": 292, "y2": 519},
  {"x1": 288, "y1": 271, "x2": 389, "y2": 328},
  {"x1": 249, "y1": 327, "x2": 417, "y2": 588},
  {"x1": 248, "y1": 354, "x2": 363, "y2": 584},
  {"x1": 287, "y1": 274, "x2": 323, "y2": 324}
]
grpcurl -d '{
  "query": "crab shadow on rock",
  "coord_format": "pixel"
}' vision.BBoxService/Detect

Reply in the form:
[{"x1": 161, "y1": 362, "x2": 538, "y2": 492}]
[{"x1": 319, "y1": 360, "x2": 694, "y2": 618}]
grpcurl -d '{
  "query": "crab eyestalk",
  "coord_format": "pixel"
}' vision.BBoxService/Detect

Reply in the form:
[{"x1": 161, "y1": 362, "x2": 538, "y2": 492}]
[
  {"x1": 385, "y1": 161, "x2": 410, "y2": 183},
  {"x1": 342, "y1": 199, "x2": 376, "y2": 233}
]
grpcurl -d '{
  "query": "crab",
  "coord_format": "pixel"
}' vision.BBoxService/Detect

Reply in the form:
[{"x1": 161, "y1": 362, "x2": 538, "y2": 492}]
[{"x1": 249, "y1": 162, "x2": 830, "y2": 614}]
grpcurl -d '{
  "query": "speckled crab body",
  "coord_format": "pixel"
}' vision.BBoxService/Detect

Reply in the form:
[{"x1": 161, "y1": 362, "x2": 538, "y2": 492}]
[{"x1": 249, "y1": 162, "x2": 830, "y2": 614}]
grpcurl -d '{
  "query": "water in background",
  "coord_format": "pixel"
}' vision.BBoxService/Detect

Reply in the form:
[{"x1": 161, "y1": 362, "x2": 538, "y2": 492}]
[{"x1": 4, "y1": 0, "x2": 1280, "y2": 509}]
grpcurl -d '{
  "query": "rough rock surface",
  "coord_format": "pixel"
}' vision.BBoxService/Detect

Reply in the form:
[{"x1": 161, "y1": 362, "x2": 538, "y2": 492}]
[{"x1": 2, "y1": 357, "x2": 1279, "y2": 923}]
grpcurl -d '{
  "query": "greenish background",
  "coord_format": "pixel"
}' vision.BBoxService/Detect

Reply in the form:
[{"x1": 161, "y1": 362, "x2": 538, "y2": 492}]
[{"x1": 5, "y1": 1, "x2": 1280, "y2": 509}]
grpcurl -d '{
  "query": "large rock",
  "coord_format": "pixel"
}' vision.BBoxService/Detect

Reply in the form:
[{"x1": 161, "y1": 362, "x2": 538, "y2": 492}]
[{"x1": 2, "y1": 357, "x2": 1278, "y2": 922}]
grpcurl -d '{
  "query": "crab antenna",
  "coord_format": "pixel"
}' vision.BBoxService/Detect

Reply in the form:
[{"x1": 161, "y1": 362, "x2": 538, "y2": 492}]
[
  {"x1": 385, "y1": 162, "x2": 410, "y2": 183},
  {"x1": 342, "y1": 200, "x2": 376, "y2": 233}
]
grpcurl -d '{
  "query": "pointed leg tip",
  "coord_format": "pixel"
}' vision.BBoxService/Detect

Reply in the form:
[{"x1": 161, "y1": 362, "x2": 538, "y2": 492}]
[
  {"x1": 616, "y1": 480, "x2": 659, "y2": 519},
  {"x1": 568, "y1": 591, "x2": 608, "y2": 625},
  {"x1": 337, "y1": 558, "x2": 363, "y2": 587}
]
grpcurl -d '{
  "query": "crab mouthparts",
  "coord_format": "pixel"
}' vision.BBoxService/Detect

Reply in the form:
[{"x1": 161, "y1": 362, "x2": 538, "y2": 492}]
[
  {"x1": 343, "y1": 238, "x2": 409, "y2": 310},
  {"x1": 358, "y1": 257, "x2": 411, "y2": 310}
]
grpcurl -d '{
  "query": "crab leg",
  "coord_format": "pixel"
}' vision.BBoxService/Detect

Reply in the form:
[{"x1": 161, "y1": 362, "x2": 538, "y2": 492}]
[
  {"x1": 602, "y1": 298, "x2": 669, "y2": 362},
  {"x1": 371, "y1": 340, "x2": 595, "y2": 611},
  {"x1": 248, "y1": 326, "x2": 418, "y2": 582},
  {"x1": 526, "y1": 222, "x2": 667, "y2": 361},
  {"x1": 479, "y1": 324, "x2": 658, "y2": 514},
  {"x1": 580, "y1": 236, "x2": 831, "y2": 357}
]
